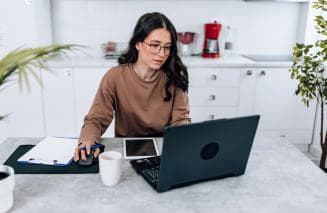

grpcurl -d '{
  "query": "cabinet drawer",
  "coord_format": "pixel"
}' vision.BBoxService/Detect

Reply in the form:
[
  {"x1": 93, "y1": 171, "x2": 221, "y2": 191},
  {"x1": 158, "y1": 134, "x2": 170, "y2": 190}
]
[
  {"x1": 190, "y1": 106, "x2": 237, "y2": 122},
  {"x1": 189, "y1": 88, "x2": 239, "y2": 106},
  {"x1": 188, "y1": 68, "x2": 240, "y2": 88}
]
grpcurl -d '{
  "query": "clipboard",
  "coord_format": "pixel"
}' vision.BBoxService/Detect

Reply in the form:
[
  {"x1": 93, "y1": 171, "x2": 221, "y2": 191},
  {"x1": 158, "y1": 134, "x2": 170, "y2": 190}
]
[
  {"x1": 17, "y1": 137, "x2": 77, "y2": 166},
  {"x1": 4, "y1": 145, "x2": 100, "y2": 174}
]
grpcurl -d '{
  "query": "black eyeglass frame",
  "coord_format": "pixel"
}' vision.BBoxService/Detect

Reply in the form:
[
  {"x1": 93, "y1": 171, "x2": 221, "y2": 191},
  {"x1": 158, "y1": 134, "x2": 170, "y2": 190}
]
[{"x1": 143, "y1": 41, "x2": 171, "y2": 56}]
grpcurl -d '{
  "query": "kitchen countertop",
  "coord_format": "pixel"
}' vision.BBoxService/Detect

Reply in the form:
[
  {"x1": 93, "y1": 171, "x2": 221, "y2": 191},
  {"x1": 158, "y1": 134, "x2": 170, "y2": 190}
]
[
  {"x1": 46, "y1": 54, "x2": 293, "y2": 68},
  {"x1": 1, "y1": 137, "x2": 327, "y2": 213}
]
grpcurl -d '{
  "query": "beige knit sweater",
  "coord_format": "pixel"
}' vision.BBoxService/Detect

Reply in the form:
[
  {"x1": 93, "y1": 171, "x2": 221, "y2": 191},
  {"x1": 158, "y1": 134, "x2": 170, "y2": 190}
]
[{"x1": 79, "y1": 64, "x2": 191, "y2": 142}]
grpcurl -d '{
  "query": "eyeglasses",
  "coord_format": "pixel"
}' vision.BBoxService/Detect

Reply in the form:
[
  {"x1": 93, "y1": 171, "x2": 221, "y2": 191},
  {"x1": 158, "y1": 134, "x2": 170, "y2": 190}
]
[{"x1": 143, "y1": 41, "x2": 171, "y2": 56}]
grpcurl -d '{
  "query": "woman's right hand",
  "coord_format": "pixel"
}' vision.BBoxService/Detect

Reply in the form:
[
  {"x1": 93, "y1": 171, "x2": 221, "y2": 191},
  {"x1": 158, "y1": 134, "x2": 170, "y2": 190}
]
[{"x1": 73, "y1": 140, "x2": 101, "y2": 162}]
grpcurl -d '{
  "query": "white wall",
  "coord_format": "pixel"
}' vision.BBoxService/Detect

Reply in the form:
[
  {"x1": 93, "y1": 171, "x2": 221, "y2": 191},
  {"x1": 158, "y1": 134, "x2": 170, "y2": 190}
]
[
  {"x1": 51, "y1": 0, "x2": 306, "y2": 57},
  {"x1": 0, "y1": 0, "x2": 52, "y2": 57},
  {"x1": 0, "y1": 0, "x2": 37, "y2": 57}
]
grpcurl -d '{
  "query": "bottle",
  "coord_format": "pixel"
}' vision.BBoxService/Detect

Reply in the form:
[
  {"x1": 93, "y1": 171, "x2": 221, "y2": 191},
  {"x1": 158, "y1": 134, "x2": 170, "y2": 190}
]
[{"x1": 224, "y1": 26, "x2": 234, "y2": 57}]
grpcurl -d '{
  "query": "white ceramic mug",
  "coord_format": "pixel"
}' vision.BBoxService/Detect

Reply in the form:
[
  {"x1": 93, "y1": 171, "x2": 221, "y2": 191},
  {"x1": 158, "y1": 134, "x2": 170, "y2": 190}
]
[
  {"x1": 0, "y1": 165, "x2": 15, "y2": 213},
  {"x1": 99, "y1": 151, "x2": 122, "y2": 186}
]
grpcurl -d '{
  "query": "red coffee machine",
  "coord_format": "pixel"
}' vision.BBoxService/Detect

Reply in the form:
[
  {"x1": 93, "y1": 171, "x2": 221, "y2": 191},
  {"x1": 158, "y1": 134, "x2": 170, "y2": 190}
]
[{"x1": 202, "y1": 21, "x2": 222, "y2": 58}]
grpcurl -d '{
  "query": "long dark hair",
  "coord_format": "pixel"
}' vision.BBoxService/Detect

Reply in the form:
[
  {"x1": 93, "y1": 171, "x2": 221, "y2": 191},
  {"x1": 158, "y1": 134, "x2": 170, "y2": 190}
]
[{"x1": 118, "y1": 12, "x2": 188, "y2": 102}]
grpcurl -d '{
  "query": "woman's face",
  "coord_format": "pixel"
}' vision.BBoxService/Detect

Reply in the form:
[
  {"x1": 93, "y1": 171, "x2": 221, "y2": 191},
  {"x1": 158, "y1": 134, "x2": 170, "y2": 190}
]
[{"x1": 136, "y1": 28, "x2": 172, "y2": 70}]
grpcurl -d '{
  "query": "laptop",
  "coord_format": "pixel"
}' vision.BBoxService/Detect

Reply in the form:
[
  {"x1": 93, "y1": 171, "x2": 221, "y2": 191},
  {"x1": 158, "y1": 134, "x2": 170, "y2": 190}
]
[{"x1": 130, "y1": 115, "x2": 260, "y2": 193}]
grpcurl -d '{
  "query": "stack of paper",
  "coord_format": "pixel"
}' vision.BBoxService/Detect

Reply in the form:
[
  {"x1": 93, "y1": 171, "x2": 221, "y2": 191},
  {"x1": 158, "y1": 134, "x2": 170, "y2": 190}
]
[{"x1": 17, "y1": 137, "x2": 78, "y2": 166}]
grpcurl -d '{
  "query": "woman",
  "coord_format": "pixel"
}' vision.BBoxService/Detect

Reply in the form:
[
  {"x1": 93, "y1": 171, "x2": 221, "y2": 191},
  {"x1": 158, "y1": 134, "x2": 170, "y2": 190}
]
[{"x1": 74, "y1": 12, "x2": 191, "y2": 162}]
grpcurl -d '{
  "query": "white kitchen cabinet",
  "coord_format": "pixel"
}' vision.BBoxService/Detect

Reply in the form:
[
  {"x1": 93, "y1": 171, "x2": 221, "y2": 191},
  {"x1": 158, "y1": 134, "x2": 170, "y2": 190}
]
[
  {"x1": 74, "y1": 67, "x2": 115, "y2": 137},
  {"x1": 0, "y1": 70, "x2": 44, "y2": 137},
  {"x1": 190, "y1": 106, "x2": 238, "y2": 122},
  {"x1": 41, "y1": 66, "x2": 115, "y2": 138},
  {"x1": 9, "y1": 64, "x2": 313, "y2": 145},
  {"x1": 188, "y1": 68, "x2": 240, "y2": 88},
  {"x1": 238, "y1": 67, "x2": 316, "y2": 144},
  {"x1": 188, "y1": 66, "x2": 315, "y2": 144},
  {"x1": 188, "y1": 67, "x2": 241, "y2": 122},
  {"x1": 189, "y1": 88, "x2": 239, "y2": 107},
  {"x1": 41, "y1": 68, "x2": 76, "y2": 137}
]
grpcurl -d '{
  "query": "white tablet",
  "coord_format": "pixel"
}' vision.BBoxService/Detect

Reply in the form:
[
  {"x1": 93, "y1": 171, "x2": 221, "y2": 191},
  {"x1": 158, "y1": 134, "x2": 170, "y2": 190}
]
[{"x1": 123, "y1": 138, "x2": 159, "y2": 159}]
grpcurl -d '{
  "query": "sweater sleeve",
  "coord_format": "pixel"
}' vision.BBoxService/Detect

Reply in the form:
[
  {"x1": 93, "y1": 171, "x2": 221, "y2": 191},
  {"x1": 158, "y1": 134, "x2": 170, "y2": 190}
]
[
  {"x1": 169, "y1": 87, "x2": 191, "y2": 126},
  {"x1": 78, "y1": 70, "x2": 116, "y2": 143}
]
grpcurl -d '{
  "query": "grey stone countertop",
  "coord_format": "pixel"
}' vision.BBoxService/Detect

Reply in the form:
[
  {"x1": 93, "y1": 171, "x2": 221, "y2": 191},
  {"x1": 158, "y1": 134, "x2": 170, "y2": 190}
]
[{"x1": 1, "y1": 136, "x2": 327, "y2": 213}]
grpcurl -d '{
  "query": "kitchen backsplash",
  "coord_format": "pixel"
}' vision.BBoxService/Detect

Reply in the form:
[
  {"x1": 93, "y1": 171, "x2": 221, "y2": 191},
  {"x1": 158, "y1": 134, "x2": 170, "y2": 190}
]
[{"x1": 51, "y1": 0, "x2": 307, "y2": 57}]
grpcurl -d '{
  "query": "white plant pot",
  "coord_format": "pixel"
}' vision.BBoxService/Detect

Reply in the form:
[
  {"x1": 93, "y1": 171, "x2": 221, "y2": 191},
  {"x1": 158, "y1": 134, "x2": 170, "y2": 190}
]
[{"x1": 0, "y1": 165, "x2": 15, "y2": 213}]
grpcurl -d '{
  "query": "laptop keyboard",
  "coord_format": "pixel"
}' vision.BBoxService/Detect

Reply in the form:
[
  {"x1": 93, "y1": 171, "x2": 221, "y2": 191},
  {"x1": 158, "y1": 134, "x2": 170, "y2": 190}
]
[
  {"x1": 142, "y1": 166, "x2": 160, "y2": 184},
  {"x1": 130, "y1": 156, "x2": 161, "y2": 186}
]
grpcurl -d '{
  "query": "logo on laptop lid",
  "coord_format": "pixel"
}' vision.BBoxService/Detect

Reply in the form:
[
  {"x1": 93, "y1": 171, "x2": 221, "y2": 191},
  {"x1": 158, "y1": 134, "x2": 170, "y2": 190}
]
[{"x1": 201, "y1": 142, "x2": 219, "y2": 160}]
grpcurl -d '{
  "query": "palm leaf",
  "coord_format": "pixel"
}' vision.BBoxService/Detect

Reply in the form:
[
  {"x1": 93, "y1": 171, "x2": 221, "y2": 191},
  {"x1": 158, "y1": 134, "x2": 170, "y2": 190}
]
[
  {"x1": 0, "y1": 44, "x2": 84, "y2": 89},
  {"x1": 0, "y1": 43, "x2": 84, "y2": 119}
]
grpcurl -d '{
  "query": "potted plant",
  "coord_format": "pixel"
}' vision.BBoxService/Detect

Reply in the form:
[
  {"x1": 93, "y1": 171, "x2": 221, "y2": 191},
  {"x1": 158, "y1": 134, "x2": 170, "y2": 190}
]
[
  {"x1": 0, "y1": 43, "x2": 81, "y2": 212},
  {"x1": 290, "y1": 0, "x2": 327, "y2": 169},
  {"x1": 0, "y1": 44, "x2": 80, "y2": 121}
]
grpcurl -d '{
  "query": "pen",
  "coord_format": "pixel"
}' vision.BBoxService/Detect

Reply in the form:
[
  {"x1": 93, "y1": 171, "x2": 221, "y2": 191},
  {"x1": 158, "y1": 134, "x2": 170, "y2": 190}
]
[
  {"x1": 28, "y1": 158, "x2": 67, "y2": 166},
  {"x1": 79, "y1": 144, "x2": 104, "y2": 151}
]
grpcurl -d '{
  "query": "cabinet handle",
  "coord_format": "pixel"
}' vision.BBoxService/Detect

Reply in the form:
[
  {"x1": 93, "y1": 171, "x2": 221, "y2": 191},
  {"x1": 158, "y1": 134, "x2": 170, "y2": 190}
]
[
  {"x1": 259, "y1": 70, "x2": 266, "y2": 76},
  {"x1": 209, "y1": 95, "x2": 216, "y2": 101},
  {"x1": 209, "y1": 114, "x2": 215, "y2": 120},
  {"x1": 211, "y1": 74, "x2": 217, "y2": 80},
  {"x1": 246, "y1": 70, "x2": 252, "y2": 76},
  {"x1": 65, "y1": 71, "x2": 72, "y2": 76}
]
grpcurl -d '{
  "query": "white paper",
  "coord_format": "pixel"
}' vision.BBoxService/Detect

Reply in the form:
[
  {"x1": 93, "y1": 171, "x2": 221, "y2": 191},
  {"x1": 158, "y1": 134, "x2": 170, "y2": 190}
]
[{"x1": 17, "y1": 137, "x2": 78, "y2": 166}]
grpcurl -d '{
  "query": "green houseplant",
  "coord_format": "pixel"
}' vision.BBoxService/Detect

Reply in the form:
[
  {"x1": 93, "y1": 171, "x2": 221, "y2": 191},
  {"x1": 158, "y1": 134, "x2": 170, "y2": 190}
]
[
  {"x1": 0, "y1": 44, "x2": 80, "y2": 121},
  {"x1": 290, "y1": 0, "x2": 327, "y2": 169}
]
